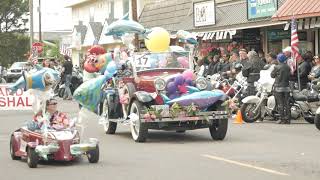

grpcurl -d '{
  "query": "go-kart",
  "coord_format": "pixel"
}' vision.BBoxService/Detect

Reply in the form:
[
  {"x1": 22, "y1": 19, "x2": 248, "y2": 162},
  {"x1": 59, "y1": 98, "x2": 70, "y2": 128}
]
[{"x1": 10, "y1": 119, "x2": 99, "y2": 168}]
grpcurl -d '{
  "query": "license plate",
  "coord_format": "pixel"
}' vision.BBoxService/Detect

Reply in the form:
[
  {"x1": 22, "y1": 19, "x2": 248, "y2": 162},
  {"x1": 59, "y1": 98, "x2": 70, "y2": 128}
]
[{"x1": 151, "y1": 105, "x2": 170, "y2": 117}]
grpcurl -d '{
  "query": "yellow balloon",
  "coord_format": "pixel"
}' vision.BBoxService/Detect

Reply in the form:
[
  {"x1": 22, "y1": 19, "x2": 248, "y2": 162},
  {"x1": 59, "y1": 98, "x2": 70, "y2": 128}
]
[{"x1": 145, "y1": 27, "x2": 170, "y2": 52}]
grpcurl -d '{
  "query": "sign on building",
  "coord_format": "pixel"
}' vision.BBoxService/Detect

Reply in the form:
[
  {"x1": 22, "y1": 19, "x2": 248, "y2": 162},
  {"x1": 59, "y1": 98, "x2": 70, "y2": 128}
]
[
  {"x1": 247, "y1": 0, "x2": 278, "y2": 19},
  {"x1": 194, "y1": 1, "x2": 216, "y2": 27}
]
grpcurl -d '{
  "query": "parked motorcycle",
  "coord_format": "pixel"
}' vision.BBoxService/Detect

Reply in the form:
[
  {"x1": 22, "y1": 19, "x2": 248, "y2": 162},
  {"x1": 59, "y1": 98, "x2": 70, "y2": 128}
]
[{"x1": 241, "y1": 65, "x2": 318, "y2": 123}]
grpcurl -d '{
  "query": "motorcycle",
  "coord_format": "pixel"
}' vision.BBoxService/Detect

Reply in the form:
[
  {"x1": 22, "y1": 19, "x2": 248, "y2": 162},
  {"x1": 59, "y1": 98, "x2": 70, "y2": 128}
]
[
  {"x1": 58, "y1": 67, "x2": 83, "y2": 98},
  {"x1": 241, "y1": 65, "x2": 318, "y2": 123}
]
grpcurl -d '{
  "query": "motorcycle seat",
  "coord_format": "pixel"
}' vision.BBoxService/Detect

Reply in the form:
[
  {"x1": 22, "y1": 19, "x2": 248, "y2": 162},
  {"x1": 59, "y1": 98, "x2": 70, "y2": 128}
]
[{"x1": 292, "y1": 90, "x2": 307, "y2": 101}]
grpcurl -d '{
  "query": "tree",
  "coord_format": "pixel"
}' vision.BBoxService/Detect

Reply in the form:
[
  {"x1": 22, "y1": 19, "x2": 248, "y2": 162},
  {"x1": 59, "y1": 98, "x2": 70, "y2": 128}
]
[
  {"x1": 0, "y1": 0, "x2": 29, "y2": 33},
  {"x1": 0, "y1": 33, "x2": 29, "y2": 66},
  {"x1": 0, "y1": 0, "x2": 29, "y2": 67}
]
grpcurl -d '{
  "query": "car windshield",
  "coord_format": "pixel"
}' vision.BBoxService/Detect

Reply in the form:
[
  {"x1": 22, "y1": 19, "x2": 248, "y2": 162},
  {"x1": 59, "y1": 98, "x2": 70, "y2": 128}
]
[
  {"x1": 131, "y1": 52, "x2": 190, "y2": 71},
  {"x1": 11, "y1": 62, "x2": 27, "y2": 69}
]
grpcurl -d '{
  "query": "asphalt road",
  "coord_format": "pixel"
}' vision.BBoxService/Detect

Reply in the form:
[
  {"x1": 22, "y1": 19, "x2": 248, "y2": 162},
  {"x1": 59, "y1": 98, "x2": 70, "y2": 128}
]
[{"x1": 0, "y1": 99, "x2": 319, "y2": 180}]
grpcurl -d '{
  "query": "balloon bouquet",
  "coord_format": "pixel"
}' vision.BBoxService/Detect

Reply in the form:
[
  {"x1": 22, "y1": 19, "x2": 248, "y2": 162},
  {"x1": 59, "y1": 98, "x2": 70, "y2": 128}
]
[{"x1": 8, "y1": 64, "x2": 60, "y2": 141}]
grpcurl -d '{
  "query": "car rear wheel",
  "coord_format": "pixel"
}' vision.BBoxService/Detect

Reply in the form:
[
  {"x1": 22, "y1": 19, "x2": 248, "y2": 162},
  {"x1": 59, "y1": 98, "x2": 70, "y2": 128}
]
[
  {"x1": 129, "y1": 100, "x2": 148, "y2": 142},
  {"x1": 27, "y1": 148, "x2": 38, "y2": 168},
  {"x1": 10, "y1": 135, "x2": 21, "y2": 160},
  {"x1": 209, "y1": 119, "x2": 228, "y2": 140},
  {"x1": 87, "y1": 145, "x2": 99, "y2": 163}
]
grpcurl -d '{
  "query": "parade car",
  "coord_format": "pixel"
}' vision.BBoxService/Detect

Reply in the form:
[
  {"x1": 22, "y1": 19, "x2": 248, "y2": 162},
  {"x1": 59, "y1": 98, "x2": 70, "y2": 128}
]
[
  {"x1": 10, "y1": 120, "x2": 99, "y2": 168},
  {"x1": 99, "y1": 52, "x2": 229, "y2": 142}
]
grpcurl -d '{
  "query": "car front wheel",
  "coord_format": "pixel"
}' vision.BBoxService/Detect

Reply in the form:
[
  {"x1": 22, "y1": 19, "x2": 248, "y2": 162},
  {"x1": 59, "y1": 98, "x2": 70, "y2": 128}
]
[{"x1": 129, "y1": 100, "x2": 148, "y2": 142}]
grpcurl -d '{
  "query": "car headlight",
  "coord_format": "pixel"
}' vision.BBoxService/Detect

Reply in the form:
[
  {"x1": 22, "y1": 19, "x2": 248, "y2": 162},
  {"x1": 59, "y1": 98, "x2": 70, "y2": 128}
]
[
  {"x1": 196, "y1": 77, "x2": 208, "y2": 90},
  {"x1": 154, "y1": 78, "x2": 166, "y2": 91}
]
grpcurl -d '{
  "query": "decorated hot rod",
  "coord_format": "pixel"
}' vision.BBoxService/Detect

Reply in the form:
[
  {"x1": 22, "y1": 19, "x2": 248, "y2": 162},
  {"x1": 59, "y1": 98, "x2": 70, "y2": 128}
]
[{"x1": 100, "y1": 51, "x2": 229, "y2": 142}]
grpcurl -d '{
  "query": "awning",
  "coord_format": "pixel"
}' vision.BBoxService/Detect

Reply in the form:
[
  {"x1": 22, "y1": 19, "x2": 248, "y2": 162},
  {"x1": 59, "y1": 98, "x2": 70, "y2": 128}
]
[
  {"x1": 197, "y1": 30, "x2": 237, "y2": 41},
  {"x1": 283, "y1": 17, "x2": 320, "y2": 31},
  {"x1": 272, "y1": 0, "x2": 320, "y2": 21}
]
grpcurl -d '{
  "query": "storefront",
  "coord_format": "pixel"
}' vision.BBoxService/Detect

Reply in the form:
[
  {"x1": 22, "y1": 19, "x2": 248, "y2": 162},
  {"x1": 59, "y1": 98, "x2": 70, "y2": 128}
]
[{"x1": 272, "y1": 0, "x2": 320, "y2": 55}]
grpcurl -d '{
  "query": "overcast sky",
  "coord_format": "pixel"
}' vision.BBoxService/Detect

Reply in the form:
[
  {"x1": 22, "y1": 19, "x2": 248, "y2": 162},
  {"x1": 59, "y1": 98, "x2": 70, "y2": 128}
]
[{"x1": 30, "y1": 0, "x2": 72, "y2": 32}]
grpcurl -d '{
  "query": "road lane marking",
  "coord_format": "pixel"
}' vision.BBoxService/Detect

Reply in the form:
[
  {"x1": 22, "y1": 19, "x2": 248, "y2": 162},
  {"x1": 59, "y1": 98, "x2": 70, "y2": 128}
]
[{"x1": 202, "y1": 154, "x2": 290, "y2": 176}]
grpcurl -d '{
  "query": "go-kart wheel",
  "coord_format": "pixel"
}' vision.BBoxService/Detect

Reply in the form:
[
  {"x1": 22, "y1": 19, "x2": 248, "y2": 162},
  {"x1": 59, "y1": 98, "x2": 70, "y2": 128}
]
[
  {"x1": 129, "y1": 100, "x2": 148, "y2": 142},
  {"x1": 87, "y1": 145, "x2": 99, "y2": 163},
  {"x1": 27, "y1": 148, "x2": 38, "y2": 168},
  {"x1": 209, "y1": 118, "x2": 228, "y2": 140},
  {"x1": 10, "y1": 135, "x2": 21, "y2": 160},
  {"x1": 101, "y1": 98, "x2": 117, "y2": 134}
]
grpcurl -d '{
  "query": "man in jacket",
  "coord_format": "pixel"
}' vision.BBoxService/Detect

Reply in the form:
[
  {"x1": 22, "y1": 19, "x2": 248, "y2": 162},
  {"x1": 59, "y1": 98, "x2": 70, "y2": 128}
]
[
  {"x1": 271, "y1": 53, "x2": 291, "y2": 124},
  {"x1": 242, "y1": 51, "x2": 265, "y2": 96}
]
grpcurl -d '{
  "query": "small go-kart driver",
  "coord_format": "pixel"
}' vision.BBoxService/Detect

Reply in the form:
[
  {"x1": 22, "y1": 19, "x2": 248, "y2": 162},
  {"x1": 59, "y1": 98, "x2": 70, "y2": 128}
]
[{"x1": 31, "y1": 98, "x2": 70, "y2": 130}]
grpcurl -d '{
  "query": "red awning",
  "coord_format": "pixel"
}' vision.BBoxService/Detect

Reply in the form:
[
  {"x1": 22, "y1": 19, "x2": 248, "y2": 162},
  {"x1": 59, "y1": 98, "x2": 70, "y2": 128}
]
[{"x1": 272, "y1": 0, "x2": 320, "y2": 21}]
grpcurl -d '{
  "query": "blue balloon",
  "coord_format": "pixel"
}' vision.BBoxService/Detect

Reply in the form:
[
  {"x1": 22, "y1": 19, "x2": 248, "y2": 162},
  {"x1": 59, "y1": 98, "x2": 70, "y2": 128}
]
[{"x1": 106, "y1": 61, "x2": 117, "y2": 75}]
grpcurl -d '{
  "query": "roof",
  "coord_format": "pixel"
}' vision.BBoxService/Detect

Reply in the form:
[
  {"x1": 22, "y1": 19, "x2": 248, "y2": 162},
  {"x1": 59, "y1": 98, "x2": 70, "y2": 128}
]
[
  {"x1": 139, "y1": 0, "x2": 192, "y2": 32},
  {"x1": 89, "y1": 22, "x2": 103, "y2": 42},
  {"x1": 65, "y1": 0, "x2": 92, "y2": 8},
  {"x1": 74, "y1": 24, "x2": 87, "y2": 43},
  {"x1": 272, "y1": 0, "x2": 320, "y2": 21}
]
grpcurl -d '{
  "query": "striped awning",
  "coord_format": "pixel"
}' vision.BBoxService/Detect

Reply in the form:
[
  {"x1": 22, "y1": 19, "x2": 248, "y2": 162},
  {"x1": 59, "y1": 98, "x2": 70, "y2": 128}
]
[
  {"x1": 195, "y1": 30, "x2": 237, "y2": 41},
  {"x1": 283, "y1": 17, "x2": 320, "y2": 31}
]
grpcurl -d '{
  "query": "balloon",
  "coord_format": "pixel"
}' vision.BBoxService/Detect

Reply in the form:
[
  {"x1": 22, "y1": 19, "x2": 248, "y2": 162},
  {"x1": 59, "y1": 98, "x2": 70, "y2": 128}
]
[
  {"x1": 167, "y1": 81, "x2": 177, "y2": 94},
  {"x1": 185, "y1": 79, "x2": 193, "y2": 86},
  {"x1": 169, "y1": 92, "x2": 180, "y2": 100},
  {"x1": 186, "y1": 86, "x2": 200, "y2": 93},
  {"x1": 169, "y1": 46, "x2": 186, "y2": 52},
  {"x1": 177, "y1": 57, "x2": 189, "y2": 68},
  {"x1": 182, "y1": 69, "x2": 194, "y2": 80},
  {"x1": 145, "y1": 27, "x2": 170, "y2": 52},
  {"x1": 174, "y1": 75, "x2": 184, "y2": 86},
  {"x1": 73, "y1": 75, "x2": 108, "y2": 112},
  {"x1": 176, "y1": 30, "x2": 198, "y2": 45},
  {"x1": 168, "y1": 91, "x2": 226, "y2": 109},
  {"x1": 121, "y1": 51, "x2": 128, "y2": 61},
  {"x1": 84, "y1": 52, "x2": 114, "y2": 73},
  {"x1": 104, "y1": 18, "x2": 146, "y2": 37},
  {"x1": 8, "y1": 67, "x2": 60, "y2": 93},
  {"x1": 178, "y1": 85, "x2": 187, "y2": 94},
  {"x1": 106, "y1": 61, "x2": 117, "y2": 74}
]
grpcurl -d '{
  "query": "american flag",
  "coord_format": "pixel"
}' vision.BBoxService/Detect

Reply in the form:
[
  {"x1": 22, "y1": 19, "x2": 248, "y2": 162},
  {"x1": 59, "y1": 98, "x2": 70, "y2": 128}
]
[
  {"x1": 290, "y1": 17, "x2": 301, "y2": 74},
  {"x1": 60, "y1": 44, "x2": 72, "y2": 57}
]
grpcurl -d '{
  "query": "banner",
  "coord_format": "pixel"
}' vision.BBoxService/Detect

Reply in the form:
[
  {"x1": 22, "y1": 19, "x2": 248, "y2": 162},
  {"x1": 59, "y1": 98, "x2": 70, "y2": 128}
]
[
  {"x1": 0, "y1": 85, "x2": 33, "y2": 110},
  {"x1": 247, "y1": 0, "x2": 277, "y2": 19}
]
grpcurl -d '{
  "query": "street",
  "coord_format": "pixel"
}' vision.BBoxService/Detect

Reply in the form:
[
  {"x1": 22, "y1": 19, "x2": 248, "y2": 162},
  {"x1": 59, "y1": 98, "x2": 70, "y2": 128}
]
[{"x1": 1, "y1": 99, "x2": 319, "y2": 180}]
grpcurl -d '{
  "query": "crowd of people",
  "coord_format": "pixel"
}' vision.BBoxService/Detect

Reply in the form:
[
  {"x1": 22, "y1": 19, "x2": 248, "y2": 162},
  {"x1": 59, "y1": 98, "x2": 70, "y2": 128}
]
[{"x1": 193, "y1": 46, "x2": 320, "y2": 124}]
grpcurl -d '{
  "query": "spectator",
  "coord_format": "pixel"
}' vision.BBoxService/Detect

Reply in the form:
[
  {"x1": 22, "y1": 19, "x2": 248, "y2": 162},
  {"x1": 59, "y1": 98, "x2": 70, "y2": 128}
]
[{"x1": 62, "y1": 55, "x2": 73, "y2": 100}]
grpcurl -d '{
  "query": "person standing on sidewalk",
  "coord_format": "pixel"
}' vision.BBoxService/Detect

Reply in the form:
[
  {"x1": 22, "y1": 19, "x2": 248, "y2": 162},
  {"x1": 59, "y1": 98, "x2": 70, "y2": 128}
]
[
  {"x1": 271, "y1": 53, "x2": 291, "y2": 124},
  {"x1": 62, "y1": 55, "x2": 73, "y2": 100}
]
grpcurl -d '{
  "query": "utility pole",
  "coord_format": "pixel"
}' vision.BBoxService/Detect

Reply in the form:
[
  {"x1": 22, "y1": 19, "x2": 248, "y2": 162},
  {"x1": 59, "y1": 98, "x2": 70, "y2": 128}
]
[
  {"x1": 38, "y1": 0, "x2": 42, "y2": 42},
  {"x1": 131, "y1": 0, "x2": 138, "y2": 49},
  {"x1": 29, "y1": 0, "x2": 34, "y2": 49}
]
